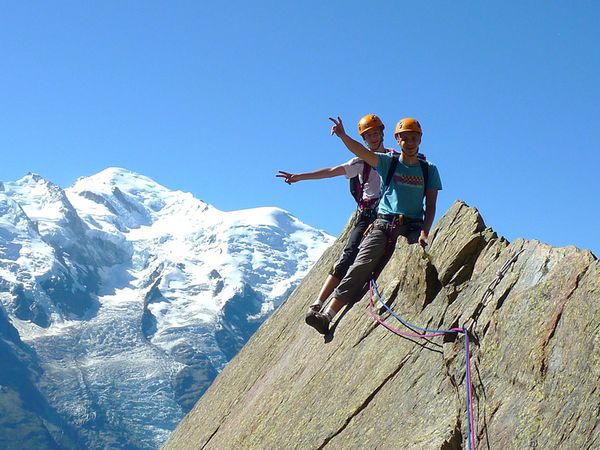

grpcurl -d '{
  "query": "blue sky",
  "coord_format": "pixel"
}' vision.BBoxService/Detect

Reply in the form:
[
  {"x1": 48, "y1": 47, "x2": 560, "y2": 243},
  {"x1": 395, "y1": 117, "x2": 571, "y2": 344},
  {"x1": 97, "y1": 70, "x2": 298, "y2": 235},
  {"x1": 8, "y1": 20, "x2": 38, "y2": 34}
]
[{"x1": 1, "y1": 1, "x2": 599, "y2": 256}]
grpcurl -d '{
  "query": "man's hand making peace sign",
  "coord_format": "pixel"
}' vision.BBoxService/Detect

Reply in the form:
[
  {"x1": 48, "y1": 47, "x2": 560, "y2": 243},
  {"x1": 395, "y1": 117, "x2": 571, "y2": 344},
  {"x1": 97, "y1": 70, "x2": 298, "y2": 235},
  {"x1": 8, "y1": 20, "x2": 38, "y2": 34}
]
[
  {"x1": 329, "y1": 116, "x2": 378, "y2": 168},
  {"x1": 328, "y1": 116, "x2": 347, "y2": 138}
]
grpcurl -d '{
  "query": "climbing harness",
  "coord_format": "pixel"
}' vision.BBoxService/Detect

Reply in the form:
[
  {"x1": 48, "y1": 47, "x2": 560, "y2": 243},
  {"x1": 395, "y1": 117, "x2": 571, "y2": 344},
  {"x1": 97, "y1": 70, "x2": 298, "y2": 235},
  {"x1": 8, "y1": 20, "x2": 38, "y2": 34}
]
[
  {"x1": 377, "y1": 214, "x2": 405, "y2": 255},
  {"x1": 367, "y1": 249, "x2": 525, "y2": 450}
]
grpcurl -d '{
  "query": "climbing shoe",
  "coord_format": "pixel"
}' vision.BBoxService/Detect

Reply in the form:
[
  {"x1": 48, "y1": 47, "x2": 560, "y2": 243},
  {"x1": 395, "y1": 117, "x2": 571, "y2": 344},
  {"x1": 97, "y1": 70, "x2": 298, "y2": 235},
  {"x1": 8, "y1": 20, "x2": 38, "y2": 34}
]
[{"x1": 305, "y1": 310, "x2": 330, "y2": 335}]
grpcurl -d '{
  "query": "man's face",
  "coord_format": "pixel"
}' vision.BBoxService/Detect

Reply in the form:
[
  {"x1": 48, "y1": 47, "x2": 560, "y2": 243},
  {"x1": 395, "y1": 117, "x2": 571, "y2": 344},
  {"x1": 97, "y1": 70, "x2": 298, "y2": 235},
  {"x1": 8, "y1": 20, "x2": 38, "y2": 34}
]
[
  {"x1": 397, "y1": 131, "x2": 421, "y2": 154},
  {"x1": 362, "y1": 129, "x2": 383, "y2": 150}
]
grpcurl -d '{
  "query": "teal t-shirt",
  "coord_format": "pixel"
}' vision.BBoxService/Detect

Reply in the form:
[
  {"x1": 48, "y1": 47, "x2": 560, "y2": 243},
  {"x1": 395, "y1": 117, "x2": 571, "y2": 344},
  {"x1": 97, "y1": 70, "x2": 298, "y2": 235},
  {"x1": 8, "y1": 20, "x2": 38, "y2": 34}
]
[{"x1": 375, "y1": 153, "x2": 442, "y2": 219}]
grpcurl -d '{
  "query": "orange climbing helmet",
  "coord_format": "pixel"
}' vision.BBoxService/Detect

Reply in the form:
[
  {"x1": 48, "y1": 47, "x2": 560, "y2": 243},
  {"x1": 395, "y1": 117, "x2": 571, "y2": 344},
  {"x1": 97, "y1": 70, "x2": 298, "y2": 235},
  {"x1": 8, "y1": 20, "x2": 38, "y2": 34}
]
[
  {"x1": 358, "y1": 114, "x2": 384, "y2": 136},
  {"x1": 394, "y1": 118, "x2": 422, "y2": 136}
]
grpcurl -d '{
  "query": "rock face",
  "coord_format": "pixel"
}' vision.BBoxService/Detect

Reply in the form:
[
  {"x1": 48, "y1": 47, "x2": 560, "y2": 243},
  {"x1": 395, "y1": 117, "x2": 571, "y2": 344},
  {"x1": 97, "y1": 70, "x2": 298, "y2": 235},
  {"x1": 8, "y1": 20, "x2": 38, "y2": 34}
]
[
  {"x1": 0, "y1": 307, "x2": 81, "y2": 450},
  {"x1": 162, "y1": 201, "x2": 599, "y2": 450}
]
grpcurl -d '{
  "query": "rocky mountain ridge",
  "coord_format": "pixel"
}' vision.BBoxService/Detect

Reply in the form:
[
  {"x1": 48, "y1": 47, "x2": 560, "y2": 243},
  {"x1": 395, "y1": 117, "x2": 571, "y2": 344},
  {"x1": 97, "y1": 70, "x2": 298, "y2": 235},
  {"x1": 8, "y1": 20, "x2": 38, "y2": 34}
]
[{"x1": 164, "y1": 200, "x2": 599, "y2": 450}]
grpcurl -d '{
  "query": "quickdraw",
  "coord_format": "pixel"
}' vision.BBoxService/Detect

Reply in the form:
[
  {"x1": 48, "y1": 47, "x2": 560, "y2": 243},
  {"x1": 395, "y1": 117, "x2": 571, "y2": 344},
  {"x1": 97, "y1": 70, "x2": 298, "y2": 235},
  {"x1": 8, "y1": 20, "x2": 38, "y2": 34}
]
[{"x1": 464, "y1": 248, "x2": 525, "y2": 329}]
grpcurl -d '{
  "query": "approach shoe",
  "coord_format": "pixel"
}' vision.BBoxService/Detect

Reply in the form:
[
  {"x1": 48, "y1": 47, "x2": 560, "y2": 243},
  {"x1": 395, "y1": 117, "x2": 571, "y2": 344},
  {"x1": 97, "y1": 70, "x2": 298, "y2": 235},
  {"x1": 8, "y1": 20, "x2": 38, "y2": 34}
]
[{"x1": 305, "y1": 310, "x2": 330, "y2": 335}]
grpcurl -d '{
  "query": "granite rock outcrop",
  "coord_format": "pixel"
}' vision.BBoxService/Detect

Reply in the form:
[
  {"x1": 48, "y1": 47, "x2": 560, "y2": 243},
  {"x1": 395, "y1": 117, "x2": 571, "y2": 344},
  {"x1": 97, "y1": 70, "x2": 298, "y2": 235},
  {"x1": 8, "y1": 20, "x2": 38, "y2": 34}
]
[{"x1": 163, "y1": 201, "x2": 599, "y2": 450}]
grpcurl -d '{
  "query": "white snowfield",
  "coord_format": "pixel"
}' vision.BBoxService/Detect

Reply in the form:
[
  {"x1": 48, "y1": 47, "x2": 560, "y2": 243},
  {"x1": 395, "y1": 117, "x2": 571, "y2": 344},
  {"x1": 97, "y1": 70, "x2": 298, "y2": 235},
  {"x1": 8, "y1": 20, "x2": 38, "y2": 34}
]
[{"x1": 0, "y1": 167, "x2": 334, "y2": 449}]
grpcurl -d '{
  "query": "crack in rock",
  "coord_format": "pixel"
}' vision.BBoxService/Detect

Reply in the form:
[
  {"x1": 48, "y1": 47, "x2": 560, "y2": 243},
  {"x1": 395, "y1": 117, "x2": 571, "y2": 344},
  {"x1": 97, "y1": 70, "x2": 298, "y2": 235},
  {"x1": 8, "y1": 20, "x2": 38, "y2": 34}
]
[
  {"x1": 317, "y1": 354, "x2": 412, "y2": 449},
  {"x1": 539, "y1": 267, "x2": 584, "y2": 377}
]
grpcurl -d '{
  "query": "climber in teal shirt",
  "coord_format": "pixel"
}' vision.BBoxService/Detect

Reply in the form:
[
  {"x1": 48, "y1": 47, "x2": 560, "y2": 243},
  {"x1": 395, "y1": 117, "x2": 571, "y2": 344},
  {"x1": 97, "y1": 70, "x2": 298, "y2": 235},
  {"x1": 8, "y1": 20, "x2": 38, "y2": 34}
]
[{"x1": 305, "y1": 117, "x2": 442, "y2": 335}]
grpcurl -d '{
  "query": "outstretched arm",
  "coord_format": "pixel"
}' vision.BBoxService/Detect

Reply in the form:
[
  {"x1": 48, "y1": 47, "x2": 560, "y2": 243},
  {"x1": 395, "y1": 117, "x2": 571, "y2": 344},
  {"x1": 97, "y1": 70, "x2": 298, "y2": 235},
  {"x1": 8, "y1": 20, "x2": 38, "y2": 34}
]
[
  {"x1": 276, "y1": 166, "x2": 345, "y2": 185},
  {"x1": 329, "y1": 116, "x2": 379, "y2": 168}
]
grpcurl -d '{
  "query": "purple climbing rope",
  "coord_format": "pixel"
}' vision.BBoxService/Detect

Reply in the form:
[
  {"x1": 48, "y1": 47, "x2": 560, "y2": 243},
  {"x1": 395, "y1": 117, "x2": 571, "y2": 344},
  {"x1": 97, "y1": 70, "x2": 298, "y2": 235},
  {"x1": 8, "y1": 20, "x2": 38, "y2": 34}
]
[
  {"x1": 368, "y1": 279, "x2": 476, "y2": 449},
  {"x1": 464, "y1": 325, "x2": 476, "y2": 449}
]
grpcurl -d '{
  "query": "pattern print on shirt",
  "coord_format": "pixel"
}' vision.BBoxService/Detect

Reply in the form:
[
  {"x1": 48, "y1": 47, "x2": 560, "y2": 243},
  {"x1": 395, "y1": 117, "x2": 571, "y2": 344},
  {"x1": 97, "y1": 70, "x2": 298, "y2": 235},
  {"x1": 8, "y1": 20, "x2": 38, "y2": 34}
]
[{"x1": 393, "y1": 174, "x2": 424, "y2": 187}]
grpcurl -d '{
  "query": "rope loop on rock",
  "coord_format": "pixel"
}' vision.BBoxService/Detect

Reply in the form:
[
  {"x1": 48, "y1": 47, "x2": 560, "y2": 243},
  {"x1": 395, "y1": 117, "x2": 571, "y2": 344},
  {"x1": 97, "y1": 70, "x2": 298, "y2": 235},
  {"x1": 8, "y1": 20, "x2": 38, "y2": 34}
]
[
  {"x1": 368, "y1": 279, "x2": 475, "y2": 448},
  {"x1": 367, "y1": 249, "x2": 525, "y2": 449},
  {"x1": 369, "y1": 279, "x2": 461, "y2": 337}
]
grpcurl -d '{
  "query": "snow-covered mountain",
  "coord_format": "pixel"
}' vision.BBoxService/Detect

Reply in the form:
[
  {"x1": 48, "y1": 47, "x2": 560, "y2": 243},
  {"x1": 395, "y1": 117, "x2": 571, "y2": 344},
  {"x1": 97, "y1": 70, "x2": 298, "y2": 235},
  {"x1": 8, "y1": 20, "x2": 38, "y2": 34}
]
[{"x1": 0, "y1": 168, "x2": 334, "y2": 449}]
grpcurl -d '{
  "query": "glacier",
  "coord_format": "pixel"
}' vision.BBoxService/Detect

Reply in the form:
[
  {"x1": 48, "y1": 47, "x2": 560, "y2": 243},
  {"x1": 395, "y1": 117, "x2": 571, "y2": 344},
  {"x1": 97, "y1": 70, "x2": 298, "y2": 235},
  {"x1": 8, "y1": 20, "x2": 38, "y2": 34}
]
[{"x1": 0, "y1": 168, "x2": 334, "y2": 449}]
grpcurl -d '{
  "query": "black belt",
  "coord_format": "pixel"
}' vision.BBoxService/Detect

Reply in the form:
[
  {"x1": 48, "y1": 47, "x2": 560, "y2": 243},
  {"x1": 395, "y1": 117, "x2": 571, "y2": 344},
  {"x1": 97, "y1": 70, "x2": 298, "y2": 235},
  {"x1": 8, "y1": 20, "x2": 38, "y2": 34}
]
[{"x1": 377, "y1": 213, "x2": 423, "y2": 224}]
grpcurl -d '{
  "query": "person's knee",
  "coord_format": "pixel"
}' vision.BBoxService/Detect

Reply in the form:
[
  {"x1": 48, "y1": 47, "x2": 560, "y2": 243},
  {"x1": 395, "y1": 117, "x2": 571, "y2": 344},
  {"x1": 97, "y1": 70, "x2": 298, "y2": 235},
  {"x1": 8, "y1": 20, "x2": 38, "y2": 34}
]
[{"x1": 330, "y1": 262, "x2": 349, "y2": 280}]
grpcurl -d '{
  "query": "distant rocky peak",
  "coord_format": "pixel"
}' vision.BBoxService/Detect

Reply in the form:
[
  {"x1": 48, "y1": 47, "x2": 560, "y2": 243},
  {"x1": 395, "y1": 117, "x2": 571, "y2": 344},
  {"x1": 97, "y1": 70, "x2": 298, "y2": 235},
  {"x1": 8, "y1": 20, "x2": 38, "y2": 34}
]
[
  {"x1": 18, "y1": 173, "x2": 65, "y2": 196},
  {"x1": 9, "y1": 172, "x2": 60, "y2": 196},
  {"x1": 72, "y1": 167, "x2": 169, "y2": 198},
  {"x1": 24, "y1": 172, "x2": 45, "y2": 182},
  {"x1": 2, "y1": 175, "x2": 82, "y2": 235},
  {"x1": 69, "y1": 167, "x2": 213, "y2": 224}
]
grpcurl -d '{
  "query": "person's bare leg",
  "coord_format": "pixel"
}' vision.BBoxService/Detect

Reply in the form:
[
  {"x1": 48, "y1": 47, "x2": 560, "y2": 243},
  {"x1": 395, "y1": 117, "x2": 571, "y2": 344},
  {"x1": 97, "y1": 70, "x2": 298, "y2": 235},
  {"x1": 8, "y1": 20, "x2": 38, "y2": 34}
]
[
  {"x1": 322, "y1": 297, "x2": 345, "y2": 320},
  {"x1": 309, "y1": 275, "x2": 341, "y2": 311}
]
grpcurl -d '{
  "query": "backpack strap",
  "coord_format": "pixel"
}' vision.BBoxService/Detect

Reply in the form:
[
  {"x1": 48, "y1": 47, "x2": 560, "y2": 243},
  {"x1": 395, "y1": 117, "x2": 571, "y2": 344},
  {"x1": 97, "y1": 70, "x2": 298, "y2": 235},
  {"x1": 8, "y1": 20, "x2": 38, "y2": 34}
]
[
  {"x1": 356, "y1": 162, "x2": 374, "y2": 208},
  {"x1": 350, "y1": 161, "x2": 376, "y2": 207},
  {"x1": 419, "y1": 159, "x2": 429, "y2": 199},
  {"x1": 384, "y1": 155, "x2": 399, "y2": 191}
]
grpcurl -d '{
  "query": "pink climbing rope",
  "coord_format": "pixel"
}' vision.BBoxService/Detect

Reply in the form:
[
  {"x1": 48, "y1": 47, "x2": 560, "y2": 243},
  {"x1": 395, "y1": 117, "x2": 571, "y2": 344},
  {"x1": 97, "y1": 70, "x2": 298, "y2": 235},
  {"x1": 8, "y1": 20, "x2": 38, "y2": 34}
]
[{"x1": 368, "y1": 279, "x2": 476, "y2": 449}]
